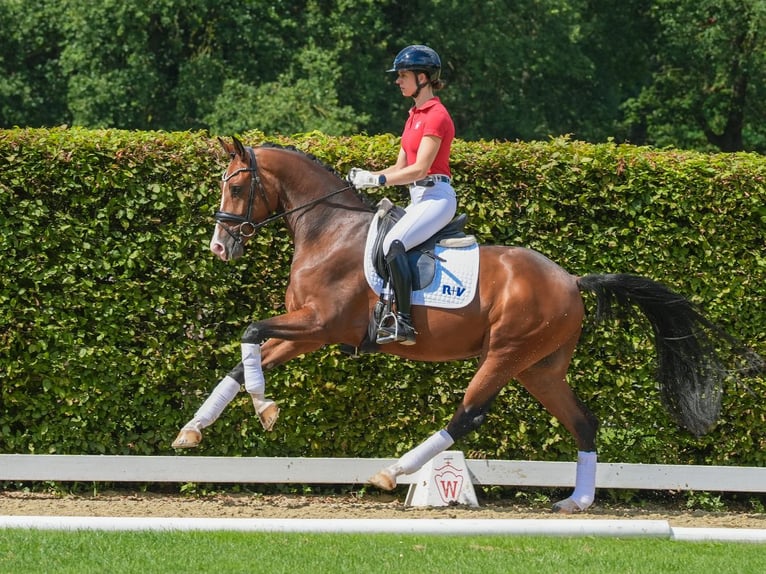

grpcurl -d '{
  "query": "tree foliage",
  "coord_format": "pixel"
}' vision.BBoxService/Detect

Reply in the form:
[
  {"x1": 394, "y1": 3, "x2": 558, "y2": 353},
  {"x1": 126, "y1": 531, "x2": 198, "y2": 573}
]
[
  {"x1": 624, "y1": 0, "x2": 766, "y2": 151},
  {"x1": 205, "y1": 45, "x2": 369, "y2": 135},
  {"x1": 1, "y1": 1, "x2": 765, "y2": 148},
  {"x1": 0, "y1": 0, "x2": 67, "y2": 126}
]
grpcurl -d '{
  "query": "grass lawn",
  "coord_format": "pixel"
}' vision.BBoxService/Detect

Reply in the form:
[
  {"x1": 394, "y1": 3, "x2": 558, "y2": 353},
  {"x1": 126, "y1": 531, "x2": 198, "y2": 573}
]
[{"x1": 2, "y1": 530, "x2": 764, "y2": 574}]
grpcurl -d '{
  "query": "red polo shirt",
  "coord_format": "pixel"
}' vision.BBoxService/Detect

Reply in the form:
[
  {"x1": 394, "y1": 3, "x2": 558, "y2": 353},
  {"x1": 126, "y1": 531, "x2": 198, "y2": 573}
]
[{"x1": 400, "y1": 97, "x2": 455, "y2": 177}]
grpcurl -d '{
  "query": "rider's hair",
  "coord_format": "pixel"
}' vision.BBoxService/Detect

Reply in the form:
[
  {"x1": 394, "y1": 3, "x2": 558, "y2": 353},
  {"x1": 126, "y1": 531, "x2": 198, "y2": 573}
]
[{"x1": 415, "y1": 69, "x2": 446, "y2": 91}]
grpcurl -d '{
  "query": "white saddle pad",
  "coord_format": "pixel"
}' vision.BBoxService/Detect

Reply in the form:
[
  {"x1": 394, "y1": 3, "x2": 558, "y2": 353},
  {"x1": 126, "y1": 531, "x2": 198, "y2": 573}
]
[{"x1": 363, "y1": 214, "x2": 480, "y2": 309}]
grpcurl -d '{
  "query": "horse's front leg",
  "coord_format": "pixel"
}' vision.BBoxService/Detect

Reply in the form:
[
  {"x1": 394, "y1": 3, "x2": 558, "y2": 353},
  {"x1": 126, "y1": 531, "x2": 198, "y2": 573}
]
[
  {"x1": 238, "y1": 307, "x2": 333, "y2": 429},
  {"x1": 172, "y1": 312, "x2": 325, "y2": 448}
]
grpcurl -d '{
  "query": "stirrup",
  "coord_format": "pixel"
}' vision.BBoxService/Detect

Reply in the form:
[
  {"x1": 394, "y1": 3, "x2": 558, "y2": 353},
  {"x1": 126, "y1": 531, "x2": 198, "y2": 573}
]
[{"x1": 376, "y1": 313, "x2": 416, "y2": 345}]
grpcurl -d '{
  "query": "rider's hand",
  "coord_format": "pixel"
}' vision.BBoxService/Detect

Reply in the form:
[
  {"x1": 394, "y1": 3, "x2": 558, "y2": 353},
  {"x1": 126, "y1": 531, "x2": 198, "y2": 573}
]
[{"x1": 347, "y1": 168, "x2": 385, "y2": 188}]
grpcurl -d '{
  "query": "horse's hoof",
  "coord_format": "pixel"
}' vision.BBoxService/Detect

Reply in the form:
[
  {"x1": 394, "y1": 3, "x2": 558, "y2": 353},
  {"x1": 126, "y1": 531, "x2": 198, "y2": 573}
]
[
  {"x1": 552, "y1": 497, "x2": 590, "y2": 514},
  {"x1": 368, "y1": 469, "x2": 397, "y2": 491},
  {"x1": 172, "y1": 426, "x2": 202, "y2": 449},
  {"x1": 257, "y1": 400, "x2": 280, "y2": 431}
]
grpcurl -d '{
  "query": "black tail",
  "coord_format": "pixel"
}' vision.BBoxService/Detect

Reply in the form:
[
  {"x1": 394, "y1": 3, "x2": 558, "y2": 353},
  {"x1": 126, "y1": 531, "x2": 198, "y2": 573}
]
[{"x1": 577, "y1": 273, "x2": 765, "y2": 436}]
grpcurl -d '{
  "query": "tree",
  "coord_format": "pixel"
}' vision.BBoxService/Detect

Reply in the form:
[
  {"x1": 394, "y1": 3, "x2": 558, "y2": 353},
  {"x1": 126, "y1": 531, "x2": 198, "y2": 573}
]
[
  {"x1": 292, "y1": 0, "x2": 402, "y2": 135},
  {"x1": 205, "y1": 45, "x2": 369, "y2": 135},
  {"x1": 579, "y1": 0, "x2": 656, "y2": 143},
  {"x1": 400, "y1": 0, "x2": 599, "y2": 141},
  {"x1": 57, "y1": 0, "x2": 303, "y2": 130},
  {"x1": 0, "y1": 0, "x2": 68, "y2": 127},
  {"x1": 3, "y1": 0, "x2": 765, "y2": 151},
  {"x1": 624, "y1": 0, "x2": 766, "y2": 152},
  {"x1": 58, "y1": 2, "x2": 166, "y2": 129}
]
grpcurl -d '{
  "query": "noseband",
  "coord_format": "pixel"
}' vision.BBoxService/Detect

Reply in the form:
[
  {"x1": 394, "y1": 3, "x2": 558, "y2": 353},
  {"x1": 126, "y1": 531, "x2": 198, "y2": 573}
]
[{"x1": 214, "y1": 146, "x2": 356, "y2": 244}]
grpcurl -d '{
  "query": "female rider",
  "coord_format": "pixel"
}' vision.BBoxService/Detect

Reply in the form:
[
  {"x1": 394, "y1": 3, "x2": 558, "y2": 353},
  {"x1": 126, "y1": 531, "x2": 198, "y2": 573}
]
[{"x1": 348, "y1": 44, "x2": 456, "y2": 346}]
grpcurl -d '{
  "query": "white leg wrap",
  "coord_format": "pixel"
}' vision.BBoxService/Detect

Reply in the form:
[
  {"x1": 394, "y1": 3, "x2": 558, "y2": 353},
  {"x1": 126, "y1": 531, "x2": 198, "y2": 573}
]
[
  {"x1": 395, "y1": 430, "x2": 454, "y2": 475},
  {"x1": 193, "y1": 376, "x2": 241, "y2": 428},
  {"x1": 241, "y1": 343, "x2": 266, "y2": 396},
  {"x1": 570, "y1": 450, "x2": 597, "y2": 509}
]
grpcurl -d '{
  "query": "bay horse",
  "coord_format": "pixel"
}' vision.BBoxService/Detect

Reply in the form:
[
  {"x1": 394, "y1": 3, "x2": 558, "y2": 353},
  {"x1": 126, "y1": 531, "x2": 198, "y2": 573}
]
[{"x1": 173, "y1": 136, "x2": 762, "y2": 513}]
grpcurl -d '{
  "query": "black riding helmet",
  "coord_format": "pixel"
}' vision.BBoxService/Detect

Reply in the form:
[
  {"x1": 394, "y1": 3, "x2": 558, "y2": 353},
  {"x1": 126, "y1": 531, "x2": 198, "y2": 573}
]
[{"x1": 387, "y1": 45, "x2": 441, "y2": 81}]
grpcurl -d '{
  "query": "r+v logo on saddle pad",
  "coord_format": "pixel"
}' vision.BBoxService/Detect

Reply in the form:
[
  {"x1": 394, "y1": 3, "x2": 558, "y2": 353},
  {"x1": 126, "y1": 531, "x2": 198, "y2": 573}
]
[{"x1": 441, "y1": 284, "x2": 467, "y2": 298}]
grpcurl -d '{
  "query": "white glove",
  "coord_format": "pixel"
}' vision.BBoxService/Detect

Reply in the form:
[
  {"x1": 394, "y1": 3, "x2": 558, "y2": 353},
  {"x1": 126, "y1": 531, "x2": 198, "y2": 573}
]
[{"x1": 347, "y1": 167, "x2": 385, "y2": 188}]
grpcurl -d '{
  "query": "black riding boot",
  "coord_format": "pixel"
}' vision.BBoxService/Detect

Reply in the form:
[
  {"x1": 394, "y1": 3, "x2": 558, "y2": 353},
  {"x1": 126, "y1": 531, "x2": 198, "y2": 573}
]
[{"x1": 377, "y1": 240, "x2": 416, "y2": 345}]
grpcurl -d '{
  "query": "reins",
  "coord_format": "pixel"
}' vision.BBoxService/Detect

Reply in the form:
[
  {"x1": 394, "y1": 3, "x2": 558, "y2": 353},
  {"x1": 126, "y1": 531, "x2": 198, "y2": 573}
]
[
  {"x1": 215, "y1": 146, "x2": 355, "y2": 243},
  {"x1": 238, "y1": 183, "x2": 355, "y2": 234}
]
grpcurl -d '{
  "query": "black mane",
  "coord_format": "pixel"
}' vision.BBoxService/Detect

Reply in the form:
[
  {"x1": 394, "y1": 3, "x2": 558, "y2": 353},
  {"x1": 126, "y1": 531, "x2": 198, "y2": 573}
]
[{"x1": 260, "y1": 141, "x2": 340, "y2": 176}]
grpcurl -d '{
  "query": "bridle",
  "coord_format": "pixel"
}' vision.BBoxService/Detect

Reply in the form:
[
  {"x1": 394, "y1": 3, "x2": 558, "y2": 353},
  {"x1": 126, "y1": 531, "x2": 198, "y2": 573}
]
[
  {"x1": 214, "y1": 145, "x2": 355, "y2": 244},
  {"x1": 215, "y1": 147, "x2": 268, "y2": 242}
]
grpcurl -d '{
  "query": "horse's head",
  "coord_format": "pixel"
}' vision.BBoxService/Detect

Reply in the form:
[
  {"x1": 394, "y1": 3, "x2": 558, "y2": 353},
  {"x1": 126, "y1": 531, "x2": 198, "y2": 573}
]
[{"x1": 210, "y1": 136, "x2": 276, "y2": 261}]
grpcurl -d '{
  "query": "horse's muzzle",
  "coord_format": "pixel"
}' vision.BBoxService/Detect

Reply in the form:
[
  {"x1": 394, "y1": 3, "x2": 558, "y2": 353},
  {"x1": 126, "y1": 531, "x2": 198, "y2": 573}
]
[{"x1": 210, "y1": 226, "x2": 244, "y2": 261}]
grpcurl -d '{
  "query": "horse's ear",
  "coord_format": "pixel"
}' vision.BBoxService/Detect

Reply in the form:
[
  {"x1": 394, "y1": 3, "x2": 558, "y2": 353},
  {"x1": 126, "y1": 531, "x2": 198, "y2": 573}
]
[
  {"x1": 232, "y1": 136, "x2": 246, "y2": 158},
  {"x1": 218, "y1": 136, "x2": 233, "y2": 155}
]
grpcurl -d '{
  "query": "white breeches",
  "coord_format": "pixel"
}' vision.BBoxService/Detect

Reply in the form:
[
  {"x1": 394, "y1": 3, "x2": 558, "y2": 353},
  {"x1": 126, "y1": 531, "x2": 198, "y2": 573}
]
[{"x1": 382, "y1": 182, "x2": 456, "y2": 255}]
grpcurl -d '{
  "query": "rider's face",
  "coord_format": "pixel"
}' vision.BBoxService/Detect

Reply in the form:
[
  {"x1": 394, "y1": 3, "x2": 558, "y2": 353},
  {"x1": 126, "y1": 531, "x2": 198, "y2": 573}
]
[{"x1": 395, "y1": 70, "x2": 420, "y2": 97}]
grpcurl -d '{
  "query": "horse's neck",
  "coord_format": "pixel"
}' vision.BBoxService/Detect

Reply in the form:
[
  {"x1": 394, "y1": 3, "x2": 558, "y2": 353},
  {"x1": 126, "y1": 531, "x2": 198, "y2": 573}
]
[
  {"x1": 289, "y1": 202, "x2": 372, "y2": 245},
  {"x1": 261, "y1": 149, "x2": 373, "y2": 245}
]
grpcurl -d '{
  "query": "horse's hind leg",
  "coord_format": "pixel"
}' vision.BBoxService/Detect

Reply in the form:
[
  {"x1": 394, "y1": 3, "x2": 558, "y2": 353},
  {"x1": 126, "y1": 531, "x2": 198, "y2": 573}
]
[
  {"x1": 515, "y1": 342, "x2": 600, "y2": 513},
  {"x1": 368, "y1": 428, "x2": 458, "y2": 490},
  {"x1": 368, "y1": 357, "x2": 506, "y2": 491}
]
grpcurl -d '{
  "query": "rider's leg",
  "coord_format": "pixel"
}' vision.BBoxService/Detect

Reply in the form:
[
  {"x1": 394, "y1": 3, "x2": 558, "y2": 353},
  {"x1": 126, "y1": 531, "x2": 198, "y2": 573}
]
[
  {"x1": 381, "y1": 193, "x2": 456, "y2": 256},
  {"x1": 376, "y1": 193, "x2": 455, "y2": 346},
  {"x1": 377, "y1": 240, "x2": 416, "y2": 345}
]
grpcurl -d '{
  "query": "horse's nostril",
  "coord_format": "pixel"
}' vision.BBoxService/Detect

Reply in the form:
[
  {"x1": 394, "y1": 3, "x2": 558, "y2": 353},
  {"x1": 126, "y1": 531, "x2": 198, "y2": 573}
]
[{"x1": 210, "y1": 241, "x2": 226, "y2": 257}]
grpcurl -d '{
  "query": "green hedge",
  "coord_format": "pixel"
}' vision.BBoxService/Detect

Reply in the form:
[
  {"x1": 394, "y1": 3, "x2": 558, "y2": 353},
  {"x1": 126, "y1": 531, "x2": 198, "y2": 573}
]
[{"x1": 1, "y1": 127, "x2": 764, "y2": 468}]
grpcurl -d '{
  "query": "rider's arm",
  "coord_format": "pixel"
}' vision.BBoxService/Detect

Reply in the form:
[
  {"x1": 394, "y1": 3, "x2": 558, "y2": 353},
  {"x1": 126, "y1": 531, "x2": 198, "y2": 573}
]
[{"x1": 376, "y1": 135, "x2": 442, "y2": 186}]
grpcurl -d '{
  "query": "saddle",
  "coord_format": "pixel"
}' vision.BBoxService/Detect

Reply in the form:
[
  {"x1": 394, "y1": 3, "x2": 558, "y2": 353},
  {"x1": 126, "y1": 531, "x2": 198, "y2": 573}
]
[
  {"x1": 340, "y1": 199, "x2": 477, "y2": 356},
  {"x1": 371, "y1": 198, "x2": 475, "y2": 290}
]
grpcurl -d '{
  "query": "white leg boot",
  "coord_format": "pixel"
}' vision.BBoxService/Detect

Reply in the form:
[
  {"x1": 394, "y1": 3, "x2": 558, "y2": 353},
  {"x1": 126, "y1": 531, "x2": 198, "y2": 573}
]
[
  {"x1": 172, "y1": 376, "x2": 241, "y2": 448},
  {"x1": 553, "y1": 451, "x2": 597, "y2": 513},
  {"x1": 242, "y1": 343, "x2": 279, "y2": 431},
  {"x1": 369, "y1": 430, "x2": 454, "y2": 490}
]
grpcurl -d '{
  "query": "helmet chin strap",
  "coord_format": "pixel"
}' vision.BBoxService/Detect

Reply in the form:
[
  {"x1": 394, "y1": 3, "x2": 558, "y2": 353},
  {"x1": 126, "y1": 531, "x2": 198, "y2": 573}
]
[{"x1": 411, "y1": 73, "x2": 430, "y2": 100}]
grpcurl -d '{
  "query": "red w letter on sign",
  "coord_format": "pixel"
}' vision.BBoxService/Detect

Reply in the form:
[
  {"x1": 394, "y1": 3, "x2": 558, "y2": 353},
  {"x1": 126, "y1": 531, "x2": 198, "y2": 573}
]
[{"x1": 433, "y1": 461, "x2": 465, "y2": 504}]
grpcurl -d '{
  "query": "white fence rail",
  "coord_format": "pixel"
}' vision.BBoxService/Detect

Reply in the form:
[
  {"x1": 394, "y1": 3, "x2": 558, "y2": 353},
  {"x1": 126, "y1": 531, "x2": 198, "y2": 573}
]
[{"x1": 1, "y1": 455, "x2": 764, "y2": 492}]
